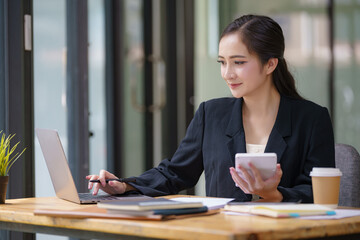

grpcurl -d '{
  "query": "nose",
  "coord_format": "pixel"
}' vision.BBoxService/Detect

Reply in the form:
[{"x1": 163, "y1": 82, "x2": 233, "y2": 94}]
[{"x1": 223, "y1": 66, "x2": 236, "y2": 80}]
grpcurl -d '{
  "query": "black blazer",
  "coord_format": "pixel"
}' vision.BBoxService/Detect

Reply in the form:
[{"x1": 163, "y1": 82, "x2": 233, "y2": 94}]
[{"x1": 130, "y1": 95, "x2": 335, "y2": 202}]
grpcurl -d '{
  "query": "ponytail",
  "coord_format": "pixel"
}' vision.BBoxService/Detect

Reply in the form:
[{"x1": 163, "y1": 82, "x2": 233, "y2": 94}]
[{"x1": 273, "y1": 58, "x2": 303, "y2": 100}]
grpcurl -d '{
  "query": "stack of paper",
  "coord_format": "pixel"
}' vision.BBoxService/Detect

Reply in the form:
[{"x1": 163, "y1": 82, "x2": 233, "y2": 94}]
[
  {"x1": 224, "y1": 203, "x2": 336, "y2": 218},
  {"x1": 97, "y1": 198, "x2": 207, "y2": 216}
]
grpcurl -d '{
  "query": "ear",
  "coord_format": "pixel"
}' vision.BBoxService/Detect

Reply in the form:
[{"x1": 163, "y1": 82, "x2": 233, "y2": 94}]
[{"x1": 265, "y1": 58, "x2": 278, "y2": 75}]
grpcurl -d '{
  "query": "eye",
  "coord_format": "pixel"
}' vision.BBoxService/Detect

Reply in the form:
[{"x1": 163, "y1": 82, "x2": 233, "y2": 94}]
[
  {"x1": 235, "y1": 61, "x2": 246, "y2": 65},
  {"x1": 217, "y1": 60, "x2": 225, "y2": 65}
]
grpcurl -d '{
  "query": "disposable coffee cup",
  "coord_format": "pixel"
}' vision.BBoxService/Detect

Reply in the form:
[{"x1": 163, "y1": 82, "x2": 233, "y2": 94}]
[{"x1": 310, "y1": 168, "x2": 342, "y2": 209}]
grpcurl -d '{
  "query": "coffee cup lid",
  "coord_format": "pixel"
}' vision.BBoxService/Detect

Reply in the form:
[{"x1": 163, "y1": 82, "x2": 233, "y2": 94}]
[{"x1": 310, "y1": 167, "x2": 342, "y2": 177}]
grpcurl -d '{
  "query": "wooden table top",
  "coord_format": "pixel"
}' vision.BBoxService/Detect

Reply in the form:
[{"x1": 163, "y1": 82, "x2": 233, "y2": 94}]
[{"x1": 1, "y1": 196, "x2": 360, "y2": 240}]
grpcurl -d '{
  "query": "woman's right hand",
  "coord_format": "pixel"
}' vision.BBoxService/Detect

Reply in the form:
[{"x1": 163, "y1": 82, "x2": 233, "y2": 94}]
[{"x1": 86, "y1": 170, "x2": 127, "y2": 195}]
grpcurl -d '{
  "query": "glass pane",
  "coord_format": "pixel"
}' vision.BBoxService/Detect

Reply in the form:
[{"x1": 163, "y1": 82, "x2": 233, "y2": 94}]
[
  {"x1": 88, "y1": 0, "x2": 107, "y2": 175},
  {"x1": 334, "y1": 1, "x2": 360, "y2": 152},
  {"x1": 0, "y1": 0, "x2": 4, "y2": 129},
  {"x1": 33, "y1": 0, "x2": 68, "y2": 239},
  {"x1": 123, "y1": 0, "x2": 145, "y2": 176}
]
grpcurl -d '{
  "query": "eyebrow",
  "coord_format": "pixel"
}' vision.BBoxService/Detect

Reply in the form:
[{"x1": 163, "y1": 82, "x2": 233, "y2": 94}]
[{"x1": 217, "y1": 55, "x2": 246, "y2": 59}]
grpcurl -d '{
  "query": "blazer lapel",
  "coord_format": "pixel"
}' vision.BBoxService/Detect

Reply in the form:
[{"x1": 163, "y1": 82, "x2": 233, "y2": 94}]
[
  {"x1": 265, "y1": 95, "x2": 292, "y2": 163},
  {"x1": 225, "y1": 96, "x2": 292, "y2": 165},
  {"x1": 226, "y1": 98, "x2": 246, "y2": 165}
]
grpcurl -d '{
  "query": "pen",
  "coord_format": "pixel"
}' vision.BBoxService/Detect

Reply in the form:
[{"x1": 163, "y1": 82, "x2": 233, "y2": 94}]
[{"x1": 89, "y1": 177, "x2": 136, "y2": 183}]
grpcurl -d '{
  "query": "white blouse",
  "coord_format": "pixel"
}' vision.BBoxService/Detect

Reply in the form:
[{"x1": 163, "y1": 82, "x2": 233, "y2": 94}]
[{"x1": 246, "y1": 143, "x2": 266, "y2": 154}]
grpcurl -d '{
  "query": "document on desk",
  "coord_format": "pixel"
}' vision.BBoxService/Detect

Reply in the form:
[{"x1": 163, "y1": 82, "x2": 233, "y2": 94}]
[
  {"x1": 223, "y1": 203, "x2": 336, "y2": 218},
  {"x1": 171, "y1": 197, "x2": 234, "y2": 210},
  {"x1": 224, "y1": 207, "x2": 360, "y2": 219},
  {"x1": 300, "y1": 209, "x2": 360, "y2": 220}
]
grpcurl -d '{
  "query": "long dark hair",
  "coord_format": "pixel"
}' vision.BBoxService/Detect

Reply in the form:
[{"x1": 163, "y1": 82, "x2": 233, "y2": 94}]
[{"x1": 220, "y1": 14, "x2": 303, "y2": 99}]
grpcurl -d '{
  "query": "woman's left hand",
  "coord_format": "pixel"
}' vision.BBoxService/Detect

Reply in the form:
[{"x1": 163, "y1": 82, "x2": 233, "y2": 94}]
[{"x1": 230, "y1": 163, "x2": 283, "y2": 202}]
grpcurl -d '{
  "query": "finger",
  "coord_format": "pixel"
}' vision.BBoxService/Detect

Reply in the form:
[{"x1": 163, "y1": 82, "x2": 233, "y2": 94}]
[
  {"x1": 263, "y1": 165, "x2": 283, "y2": 198},
  {"x1": 274, "y1": 164, "x2": 283, "y2": 181},
  {"x1": 93, "y1": 170, "x2": 111, "y2": 194},
  {"x1": 237, "y1": 165, "x2": 253, "y2": 185},
  {"x1": 269, "y1": 164, "x2": 282, "y2": 181},
  {"x1": 276, "y1": 164, "x2": 282, "y2": 176},
  {"x1": 98, "y1": 170, "x2": 107, "y2": 187},
  {"x1": 86, "y1": 175, "x2": 93, "y2": 189},
  {"x1": 87, "y1": 175, "x2": 99, "y2": 190},
  {"x1": 99, "y1": 170, "x2": 118, "y2": 183},
  {"x1": 248, "y1": 162, "x2": 263, "y2": 183},
  {"x1": 93, "y1": 174, "x2": 103, "y2": 195},
  {"x1": 233, "y1": 166, "x2": 250, "y2": 187},
  {"x1": 230, "y1": 167, "x2": 250, "y2": 193}
]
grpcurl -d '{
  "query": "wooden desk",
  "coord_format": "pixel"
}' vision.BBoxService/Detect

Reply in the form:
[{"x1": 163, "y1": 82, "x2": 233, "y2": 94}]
[{"x1": 1, "y1": 197, "x2": 360, "y2": 240}]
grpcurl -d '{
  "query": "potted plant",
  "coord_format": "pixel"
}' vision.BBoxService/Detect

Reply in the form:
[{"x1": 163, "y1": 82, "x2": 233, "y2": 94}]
[{"x1": 0, "y1": 130, "x2": 26, "y2": 204}]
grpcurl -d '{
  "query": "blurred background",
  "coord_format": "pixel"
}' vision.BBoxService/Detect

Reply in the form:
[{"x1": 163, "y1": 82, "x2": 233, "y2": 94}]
[{"x1": 1, "y1": 0, "x2": 359, "y2": 239}]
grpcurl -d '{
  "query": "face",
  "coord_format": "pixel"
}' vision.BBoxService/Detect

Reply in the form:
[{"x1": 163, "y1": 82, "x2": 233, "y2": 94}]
[{"x1": 218, "y1": 33, "x2": 272, "y2": 99}]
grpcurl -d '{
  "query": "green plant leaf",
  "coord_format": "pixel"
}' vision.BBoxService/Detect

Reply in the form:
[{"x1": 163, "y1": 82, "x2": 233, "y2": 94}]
[{"x1": 0, "y1": 131, "x2": 26, "y2": 176}]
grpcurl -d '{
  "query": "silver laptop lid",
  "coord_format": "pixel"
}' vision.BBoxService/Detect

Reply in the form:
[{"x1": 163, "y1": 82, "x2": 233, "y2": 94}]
[{"x1": 36, "y1": 128, "x2": 81, "y2": 204}]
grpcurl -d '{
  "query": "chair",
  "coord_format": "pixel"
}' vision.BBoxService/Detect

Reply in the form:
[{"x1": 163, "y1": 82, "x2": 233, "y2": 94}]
[{"x1": 335, "y1": 143, "x2": 360, "y2": 207}]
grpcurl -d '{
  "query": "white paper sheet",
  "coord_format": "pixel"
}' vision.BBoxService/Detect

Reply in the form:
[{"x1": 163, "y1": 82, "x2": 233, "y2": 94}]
[
  {"x1": 223, "y1": 209, "x2": 360, "y2": 219},
  {"x1": 223, "y1": 211, "x2": 252, "y2": 216},
  {"x1": 300, "y1": 209, "x2": 360, "y2": 220},
  {"x1": 172, "y1": 197, "x2": 234, "y2": 210}
]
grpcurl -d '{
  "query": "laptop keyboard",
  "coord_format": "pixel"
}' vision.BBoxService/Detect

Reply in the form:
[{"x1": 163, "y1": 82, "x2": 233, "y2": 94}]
[{"x1": 78, "y1": 193, "x2": 120, "y2": 201}]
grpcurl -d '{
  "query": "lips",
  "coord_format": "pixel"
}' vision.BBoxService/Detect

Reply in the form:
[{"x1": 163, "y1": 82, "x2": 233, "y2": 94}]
[{"x1": 228, "y1": 83, "x2": 242, "y2": 89}]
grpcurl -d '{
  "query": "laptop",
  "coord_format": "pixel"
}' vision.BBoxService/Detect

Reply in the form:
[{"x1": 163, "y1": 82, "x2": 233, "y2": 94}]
[{"x1": 36, "y1": 128, "x2": 148, "y2": 204}]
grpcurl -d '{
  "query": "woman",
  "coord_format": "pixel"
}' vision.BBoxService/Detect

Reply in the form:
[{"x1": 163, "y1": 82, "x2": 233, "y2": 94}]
[{"x1": 87, "y1": 15, "x2": 335, "y2": 202}]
